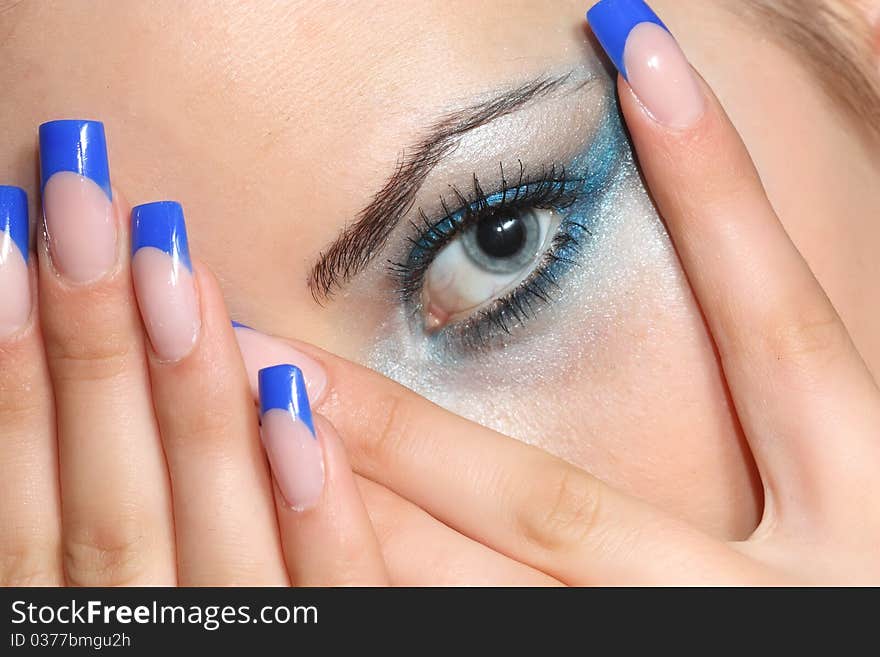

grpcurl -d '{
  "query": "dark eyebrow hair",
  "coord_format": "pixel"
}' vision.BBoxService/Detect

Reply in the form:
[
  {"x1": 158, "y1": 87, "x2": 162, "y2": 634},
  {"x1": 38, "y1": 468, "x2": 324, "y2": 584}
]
[{"x1": 308, "y1": 72, "x2": 583, "y2": 302}]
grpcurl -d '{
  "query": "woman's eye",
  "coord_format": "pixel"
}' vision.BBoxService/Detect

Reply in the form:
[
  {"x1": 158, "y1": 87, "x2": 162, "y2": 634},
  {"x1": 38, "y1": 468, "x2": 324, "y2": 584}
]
[{"x1": 422, "y1": 206, "x2": 560, "y2": 330}]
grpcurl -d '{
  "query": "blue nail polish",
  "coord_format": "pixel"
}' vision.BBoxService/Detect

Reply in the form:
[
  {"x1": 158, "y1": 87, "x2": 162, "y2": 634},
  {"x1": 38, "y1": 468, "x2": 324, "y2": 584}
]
[
  {"x1": 0, "y1": 186, "x2": 29, "y2": 262},
  {"x1": 130, "y1": 201, "x2": 192, "y2": 272},
  {"x1": 258, "y1": 364, "x2": 315, "y2": 437},
  {"x1": 587, "y1": 0, "x2": 668, "y2": 80},
  {"x1": 39, "y1": 120, "x2": 112, "y2": 200},
  {"x1": 232, "y1": 321, "x2": 252, "y2": 330}
]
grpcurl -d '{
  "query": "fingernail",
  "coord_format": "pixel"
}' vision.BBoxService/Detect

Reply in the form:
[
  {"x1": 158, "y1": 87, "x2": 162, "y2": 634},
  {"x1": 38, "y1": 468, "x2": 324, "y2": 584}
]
[
  {"x1": 233, "y1": 322, "x2": 328, "y2": 403},
  {"x1": 258, "y1": 364, "x2": 325, "y2": 511},
  {"x1": 587, "y1": 0, "x2": 705, "y2": 128},
  {"x1": 131, "y1": 201, "x2": 200, "y2": 362},
  {"x1": 0, "y1": 186, "x2": 31, "y2": 339},
  {"x1": 39, "y1": 120, "x2": 117, "y2": 283}
]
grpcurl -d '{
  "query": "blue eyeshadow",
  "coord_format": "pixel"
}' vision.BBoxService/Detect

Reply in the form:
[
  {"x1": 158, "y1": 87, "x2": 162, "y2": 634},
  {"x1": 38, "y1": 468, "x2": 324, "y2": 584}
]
[{"x1": 393, "y1": 100, "x2": 630, "y2": 353}]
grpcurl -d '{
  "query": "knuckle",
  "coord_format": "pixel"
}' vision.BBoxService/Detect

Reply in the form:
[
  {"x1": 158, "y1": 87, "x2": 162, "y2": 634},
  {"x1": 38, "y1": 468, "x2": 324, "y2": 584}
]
[
  {"x1": 168, "y1": 402, "x2": 238, "y2": 449},
  {"x1": 0, "y1": 382, "x2": 46, "y2": 425},
  {"x1": 155, "y1": 360, "x2": 248, "y2": 450},
  {"x1": 516, "y1": 465, "x2": 603, "y2": 554},
  {"x1": 355, "y1": 392, "x2": 412, "y2": 473},
  {"x1": 0, "y1": 352, "x2": 50, "y2": 425},
  {"x1": 48, "y1": 329, "x2": 136, "y2": 383},
  {"x1": 763, "y1": 305, "x2": 850, "y2": 380},
  {"x1": 63, "y1": 516, "x2": 153, "y2": 586},
  {"x1": 0, "y1": 543, "x2": 61, "y2": 586}
]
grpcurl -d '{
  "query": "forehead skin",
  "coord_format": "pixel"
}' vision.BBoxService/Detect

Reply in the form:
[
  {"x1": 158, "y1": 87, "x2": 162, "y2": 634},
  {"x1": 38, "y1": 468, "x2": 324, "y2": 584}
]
[{"x1": 1, "y1": 0, "x2": 878, "y2": 539}]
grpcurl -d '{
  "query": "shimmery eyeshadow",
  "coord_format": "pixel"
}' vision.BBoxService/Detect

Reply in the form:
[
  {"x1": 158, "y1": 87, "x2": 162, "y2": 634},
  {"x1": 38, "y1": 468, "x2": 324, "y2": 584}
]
[{"x1": 363, "y1": 86, "x2": 675, "y2": 440}]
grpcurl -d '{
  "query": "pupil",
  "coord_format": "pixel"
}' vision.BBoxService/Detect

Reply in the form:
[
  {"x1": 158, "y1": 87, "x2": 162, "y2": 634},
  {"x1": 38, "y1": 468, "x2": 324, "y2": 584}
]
[{"x1": 476, "y1": 212, "x2": 525, "y2": 259}]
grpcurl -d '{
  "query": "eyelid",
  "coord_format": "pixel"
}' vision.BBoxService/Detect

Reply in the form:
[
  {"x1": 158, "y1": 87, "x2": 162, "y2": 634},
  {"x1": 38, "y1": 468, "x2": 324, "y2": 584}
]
[
  {"x1": 308, "y1": 72, "x2": 594, "y2": 301},
  {"x1": 384, "y1": 107, "x2": 630, "y2": 351},
  {"x1": 391, "y1": 166, "x2": 583, "y2": 307}
]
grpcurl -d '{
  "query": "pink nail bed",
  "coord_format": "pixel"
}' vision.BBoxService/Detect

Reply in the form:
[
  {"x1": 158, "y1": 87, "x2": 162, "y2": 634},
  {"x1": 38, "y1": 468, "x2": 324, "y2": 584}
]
[
  {"x1": 42, "y1": 172, "x2": 117, "y2": 283},
  {"x1": 261, "y1": 409, "x2": 325, "y2": 511},
  {"x1": 131, "y1": 202, "x2": 200, "y2": 362},
  {"x1": 39, "y1": 120, "x2": 117, "y2": 284},
  {"x1": 0, "y1": 186, "x2": 31, "y2": 340},
  {"x1": 259, "y1": 364, "x2": 325, "y2": 511},
  {"x1": 588, "y1": 1, "x2": 705, "y2": 129},
  {"x1": 622, "y1": 22, "x2": 706, "y2": 129}
]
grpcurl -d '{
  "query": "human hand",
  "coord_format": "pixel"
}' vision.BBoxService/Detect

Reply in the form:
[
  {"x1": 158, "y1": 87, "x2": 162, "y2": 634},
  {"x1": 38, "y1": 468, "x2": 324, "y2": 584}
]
[
  {"x1": 235, "y1": 0, "x2": 880, "y2": 585},
  {"x1": 0, "y1": 122, "x2": 386, "y2": 586}
]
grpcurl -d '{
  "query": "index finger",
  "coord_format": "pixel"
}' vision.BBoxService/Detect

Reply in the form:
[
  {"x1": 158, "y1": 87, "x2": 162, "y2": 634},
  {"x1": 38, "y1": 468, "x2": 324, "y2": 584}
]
[
  {"x1": 588, "y1": 0, "x2": 880, "y2": 530},
  {"x1": 239, "y1": 332, "x2": 741, "y2": 585}
]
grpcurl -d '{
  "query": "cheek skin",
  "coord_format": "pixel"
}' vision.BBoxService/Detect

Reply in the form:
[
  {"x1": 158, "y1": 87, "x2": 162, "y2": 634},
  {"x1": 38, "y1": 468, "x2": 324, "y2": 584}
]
[
  {"x1": 0, "y1": 0, "x2": 774, "y2": 541},
  {"x1": 527, "y1": 264, "x2": 763, "y2": 541}
]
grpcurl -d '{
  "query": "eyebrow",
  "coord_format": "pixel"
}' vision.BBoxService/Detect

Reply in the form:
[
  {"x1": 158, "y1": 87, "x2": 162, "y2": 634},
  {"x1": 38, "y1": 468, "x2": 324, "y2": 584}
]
[{"x1": 308, "y1": 72, "x2": 585, "y2": 302}]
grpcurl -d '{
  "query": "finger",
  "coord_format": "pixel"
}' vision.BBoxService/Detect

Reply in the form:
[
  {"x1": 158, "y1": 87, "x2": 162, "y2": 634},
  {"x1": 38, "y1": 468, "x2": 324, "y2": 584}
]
[
  {"x1": 356, "y1": 477, "x2": 561, "y2": 586},
  {"x1": 325, "y1": 350, "x2": 759, "y2": 585},
  {"x1": 588, "y1": 0, "x2": 880, "y2": 528},
  {"x1": 0, "y1": 186, "x2": 62, "y2": 585},
  {"x1": 256, "y1": 367, "x2": 387, "y2": 586},
  {"x1": 234, "y1": 329, "x2": 557, "y2": 585},
  {"x1": 236, "y1": 330, "x2": 743, "y2": 585},
  {"x1": 131, "y1": 202, "x2": 287, "y2": 585},
  {"x1": 37, "y1": 121, "x2": 176, "y2": 585}
]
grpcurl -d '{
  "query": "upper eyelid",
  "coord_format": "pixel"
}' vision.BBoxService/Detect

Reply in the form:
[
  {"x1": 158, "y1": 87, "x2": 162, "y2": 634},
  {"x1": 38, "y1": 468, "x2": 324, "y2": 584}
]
[
  {"x1": 391, "y1": 171, "x2": 583, "y2": 305},
  {"x1": 420, "y1": 163, "x2": 581, "y2": 231},
  {"x1": 411, "y1": 170, "x2": 578, "y2": 253},
  {"x1": 308, "y1": 71, "x2": 600, "y2": 303},
  {"x1": 393, "y1": 109, "x2": 628, "y2": 311}
]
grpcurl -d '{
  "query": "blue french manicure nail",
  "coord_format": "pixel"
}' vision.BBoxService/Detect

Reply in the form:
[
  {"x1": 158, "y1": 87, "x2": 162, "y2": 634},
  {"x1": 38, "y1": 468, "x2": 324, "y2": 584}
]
[
  {"x1": 130, "y1": 201, "x2": 200, "y2": 362},
  {"x1": 130, "y1": 201, "x2": 192, "y2": 271},
  {"x1": 232, "y1": 321, "x2": 252, "y2": 330},
  {"x1": 0, "y1": 186, "x2": 29, "y2": 262},
  {"x1": 39, "y1": 120, "x2": 112, "y2": 199},
  {"x1": 258, "y1": 364, "x2": 315, "y2": 436},
  {"x1": 587, "y1": 0, "x2": 668, "y2": 80},
  {"x1": 0, "y1": 186, "x2": 31, "y2": 338}
]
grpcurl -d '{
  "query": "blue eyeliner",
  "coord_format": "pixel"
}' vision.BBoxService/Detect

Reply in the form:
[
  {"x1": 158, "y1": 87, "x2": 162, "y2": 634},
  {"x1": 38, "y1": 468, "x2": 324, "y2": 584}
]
[
  {"x1": 258, "y1": 364, "x2": 316, "y2": 436},
  {"x1": 39, "y1": 120, "x2": 112, "y2": 200},
  {"x1": 395, "y1": 106, "x2": 628, "y2": 348},
  {"x1": 130, "y1": 201, "x2": 193, "y2": 271},
  {"x1": 0, "y1": 186, "x2": 29, "y2": 262}
]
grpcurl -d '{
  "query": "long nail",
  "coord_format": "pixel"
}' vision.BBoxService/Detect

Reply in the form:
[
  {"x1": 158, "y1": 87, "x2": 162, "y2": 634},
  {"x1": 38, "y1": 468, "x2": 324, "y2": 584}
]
[
  {"x1": 232, "y1": 323, "x2": 328, "y2": 403},
  {"x1": 259, "y1": 364, "x2": 325, "y2": 511},
  {"x1": 131, "y1": 201, "x2": 200, "y2": 362},
  {"x1": 39, "y1": 120, "x2": 117, "y2": 283},
  {"x1": 588, "y1": 0, "x2": 705, "y2": 128},
  {"x1": 0, "y1": 186, "x2": 31, "y2": 339}
]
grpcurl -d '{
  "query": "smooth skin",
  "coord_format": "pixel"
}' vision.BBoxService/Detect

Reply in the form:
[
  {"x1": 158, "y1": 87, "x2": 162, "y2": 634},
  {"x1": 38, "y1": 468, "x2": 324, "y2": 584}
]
[
  {"x1": 4, "y1": 1, "x2": 880, "y2": 543},
  {"x1": 0, "y1": 187, "x2": 388, "y2": 585},
  {"x1": 1, "y1": 16, "x2": 877, "y2": 585}
]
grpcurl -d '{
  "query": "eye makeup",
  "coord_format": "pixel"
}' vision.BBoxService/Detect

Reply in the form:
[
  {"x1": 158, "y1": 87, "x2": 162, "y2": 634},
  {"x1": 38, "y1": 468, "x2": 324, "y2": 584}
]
[
  {"x1": 358, "y1": 68, "x2": 674, "y2": 434},
  {"x1": 389, "y1": 111, "x2": 626, "y2": 352}
]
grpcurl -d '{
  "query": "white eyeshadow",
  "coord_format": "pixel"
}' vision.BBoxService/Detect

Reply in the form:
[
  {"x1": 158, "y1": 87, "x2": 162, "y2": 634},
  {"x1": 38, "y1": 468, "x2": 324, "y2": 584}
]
[{"x1": 363, "y1": 125, "x2": 677, "y2": 441}]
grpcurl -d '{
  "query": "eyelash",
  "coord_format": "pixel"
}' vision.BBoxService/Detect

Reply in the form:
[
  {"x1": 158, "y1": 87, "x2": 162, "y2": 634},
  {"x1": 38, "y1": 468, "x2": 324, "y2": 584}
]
[{"x1": 387, "y1": 162, "x2": 600, "y2": 348}]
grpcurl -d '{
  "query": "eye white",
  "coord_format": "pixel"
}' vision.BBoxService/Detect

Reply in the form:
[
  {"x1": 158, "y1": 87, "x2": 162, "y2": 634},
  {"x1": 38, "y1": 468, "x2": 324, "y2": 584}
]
[{"x1": 422, "y1": 207, "x2": 558, "y2": 325}]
